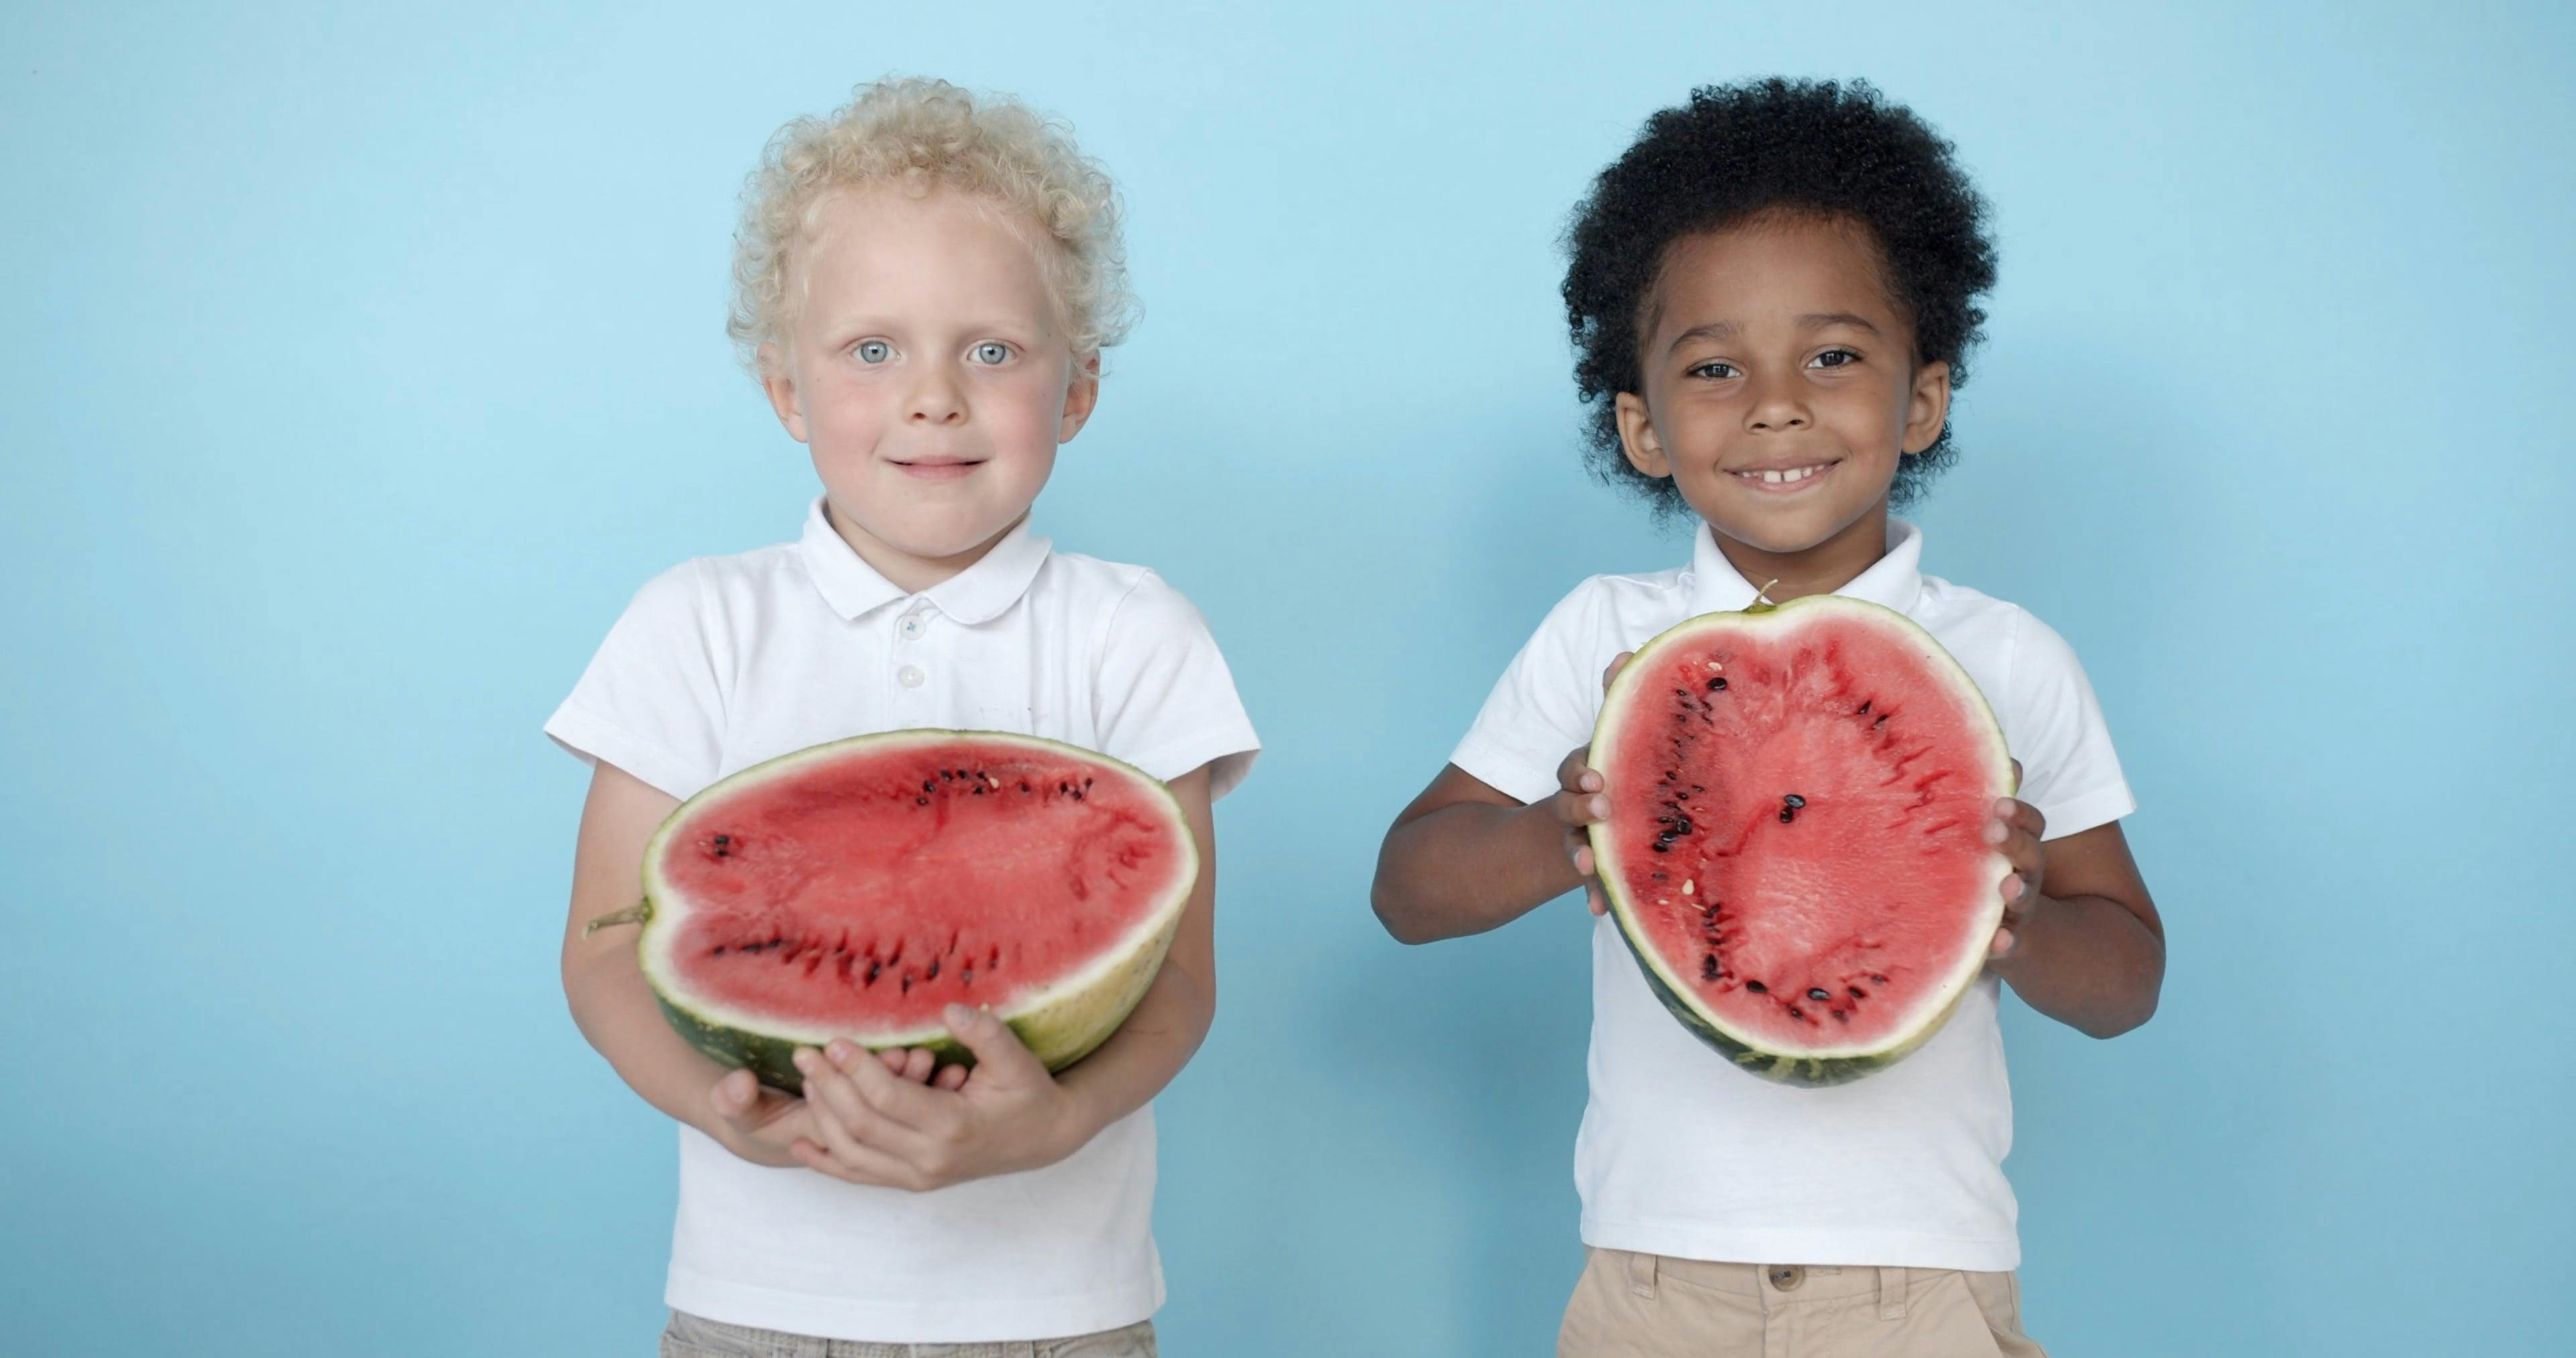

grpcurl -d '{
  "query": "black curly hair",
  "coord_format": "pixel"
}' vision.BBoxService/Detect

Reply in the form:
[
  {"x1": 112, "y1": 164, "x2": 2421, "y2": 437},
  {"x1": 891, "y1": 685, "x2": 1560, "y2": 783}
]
[{"x1": 1562, "y1": 78, "x2": 1997, "y2": 513}]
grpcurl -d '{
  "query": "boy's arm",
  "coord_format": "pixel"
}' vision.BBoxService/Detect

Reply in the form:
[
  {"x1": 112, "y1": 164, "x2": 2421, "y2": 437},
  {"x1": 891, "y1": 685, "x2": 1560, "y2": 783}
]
[
  {"x1": 1373, "y1": 651, "x2": 1635, "y2": 944},
  {"x1": 559, "y1": 760, "x2": 820, "y2": 1164},
  {"x1": 1983, "y1": 802, "x2": 2164, "y2": 1039},
  {"x1": 1371, "y1": 762, "x2": 1597, "y2": 944},
  {"x1": 788, "y1": 765, "x2": 1222, "y2": 1190}
]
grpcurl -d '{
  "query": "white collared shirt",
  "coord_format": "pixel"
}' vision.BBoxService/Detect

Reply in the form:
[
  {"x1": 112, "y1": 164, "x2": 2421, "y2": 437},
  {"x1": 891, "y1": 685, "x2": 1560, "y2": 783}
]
[
  {"x1": 546, "y1": 498, "x2": 1259, "y2": 1342},
  {"x1": 1452, "y1": 520, "x2": 2133, "y2": 1271}
]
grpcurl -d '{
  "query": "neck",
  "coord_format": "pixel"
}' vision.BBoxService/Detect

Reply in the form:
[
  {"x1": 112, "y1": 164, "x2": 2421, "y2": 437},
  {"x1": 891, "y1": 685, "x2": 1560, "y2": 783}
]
[
  {"x1": 825, "y1": 504, "x2": 1026, "y2": 596},
  {"x1": 1708, "y1": 501, "x2": 1891, "y2": 603}
]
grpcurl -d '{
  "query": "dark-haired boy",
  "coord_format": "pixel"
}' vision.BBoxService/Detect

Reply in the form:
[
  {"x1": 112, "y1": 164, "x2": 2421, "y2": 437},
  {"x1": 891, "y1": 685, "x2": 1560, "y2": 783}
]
[{"x1": 1372, "y1": 79, "x2": 2163, "y2": 1355}]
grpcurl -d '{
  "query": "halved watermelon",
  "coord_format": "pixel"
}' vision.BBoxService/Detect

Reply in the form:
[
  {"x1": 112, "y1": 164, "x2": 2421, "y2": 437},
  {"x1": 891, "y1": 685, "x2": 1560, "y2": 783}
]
[
  {"x1": 1587, "y1": 596, "x2": 2013, "y2": 1085},
  {"x1": 590, "y1": 730, "x2": 1195, "y2": 1093}
]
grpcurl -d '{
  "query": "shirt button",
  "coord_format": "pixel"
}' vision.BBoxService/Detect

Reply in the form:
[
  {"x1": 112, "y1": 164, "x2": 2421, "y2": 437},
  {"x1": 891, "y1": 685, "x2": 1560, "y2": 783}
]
[
  {"x1": 898, "y1": 613, "x2": 925, "y2": 640},
  {"x1": 1767, "y1": 1265, "x2": 1803, "y2": 1291},
  {"x1": 897, "y1": 665, "x2": 926, "y2": 689}
]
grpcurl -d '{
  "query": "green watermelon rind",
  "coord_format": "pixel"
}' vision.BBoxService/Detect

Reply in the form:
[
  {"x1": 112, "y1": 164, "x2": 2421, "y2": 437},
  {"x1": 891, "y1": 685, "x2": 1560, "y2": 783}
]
[
  {"x1": 1586, "y1": 595, "x2": 2015, "y2": 1087},
  {"x1": 631, "y1": 729, "x2": 1196, "y2": 1095}
]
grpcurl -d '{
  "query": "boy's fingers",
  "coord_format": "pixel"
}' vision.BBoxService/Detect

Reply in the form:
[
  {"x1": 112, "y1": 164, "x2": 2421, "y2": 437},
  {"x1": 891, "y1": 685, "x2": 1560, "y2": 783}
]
[
  {"x1": 1568, "y1": 836, "x2": 1593, "y2": 878},
  {"x1": 710, "y1": 1068, "x2": 756, "y2": 1119},
  {"x1": 1556, "y1": 746, "x2": 1601, "y2": 795},
  {"x1": 801, "y1": 1049, "x2": 936, "y2": 1153},
  {"x1": 711, "y1": 1068, "x2": 791, "y2": 1132},
  {"x1": 1587, "y1": 883, "x2": 1608, "y2": 917},
  {"x1": 835, "y1": 1036, "x2": 959, "y2": 1131},
  {"x1": 946, "y1": 1004, "x2": 1046, "y2": 1086},
  {"x1": 934, "y1": 1062, "x2": 969, "y2": 1092},
  {"x1": 1988, "y1": 925, "x2": 2017, "y2": 960},
  {"x1": 1984, "y1": 817, "x2": 2043, "y2": 874},
  {"x1": 1601, "y1": 651, "x2": 1633, "y2": 693},
  {"x1": 1993, "y1": 796, "x2": 2045, "y2": 840},
  {"x1": 1552, "y1": 787, "x2": 1609, "y2": 830}
]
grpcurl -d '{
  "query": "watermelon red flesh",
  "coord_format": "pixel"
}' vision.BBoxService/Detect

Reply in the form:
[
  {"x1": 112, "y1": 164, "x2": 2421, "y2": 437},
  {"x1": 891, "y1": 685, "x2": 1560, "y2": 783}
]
[
  {"x1": 1591, "y1": 597, "x2": 2011, "y2": 1082},
  {"x1": 641, "y1": 732, "x2": 1192, "y2": 1064}
]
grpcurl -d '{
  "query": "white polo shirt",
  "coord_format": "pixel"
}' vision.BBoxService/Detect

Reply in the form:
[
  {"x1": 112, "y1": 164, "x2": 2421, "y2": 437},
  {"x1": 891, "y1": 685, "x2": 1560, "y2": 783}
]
[
  {"x1": 1452, "y1": 520, "x2": 2133, "y2": 1271},
  {"x1": 546, "y1": 498, "x2": 1259, "y2": 1343}
]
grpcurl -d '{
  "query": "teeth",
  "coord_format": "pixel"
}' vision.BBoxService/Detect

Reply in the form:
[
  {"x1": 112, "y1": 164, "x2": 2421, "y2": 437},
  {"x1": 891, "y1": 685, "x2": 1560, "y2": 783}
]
[{"x1": 1744, "y1": 464, "x2": 1824, "y2": 484}]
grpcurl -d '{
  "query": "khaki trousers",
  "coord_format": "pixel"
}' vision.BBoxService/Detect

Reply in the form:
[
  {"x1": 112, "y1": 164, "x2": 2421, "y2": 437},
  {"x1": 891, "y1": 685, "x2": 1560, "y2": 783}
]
[{"x1": 1558, "y1": 1249, "x2": 2047, "y2": 1357}]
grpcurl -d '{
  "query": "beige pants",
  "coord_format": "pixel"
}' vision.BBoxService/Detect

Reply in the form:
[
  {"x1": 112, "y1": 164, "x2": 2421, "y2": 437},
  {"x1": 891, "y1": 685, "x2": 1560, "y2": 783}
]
[
  {"x1": 1558, "y1": 1249, "x2": 2047, "y2": 1357},
  {"x1": 659, "y1": 1309, "x2": 1156, "y2": 1358}
]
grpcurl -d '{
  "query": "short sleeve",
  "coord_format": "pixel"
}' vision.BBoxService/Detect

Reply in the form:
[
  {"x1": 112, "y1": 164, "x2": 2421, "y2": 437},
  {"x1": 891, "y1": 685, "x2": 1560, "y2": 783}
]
[
  {"x1": 1999, "y1": 608, "x2": 2137, "y2": 840},
  {"x1": 543, "y1": 561, "x2": 729, "y2": 801},
  {"x1": 1091, "y1": 572, "x2": 1260, "y2": 800},
  {"x1": 1450, "y1": 583, "x2": 1616, "y2": 806}
]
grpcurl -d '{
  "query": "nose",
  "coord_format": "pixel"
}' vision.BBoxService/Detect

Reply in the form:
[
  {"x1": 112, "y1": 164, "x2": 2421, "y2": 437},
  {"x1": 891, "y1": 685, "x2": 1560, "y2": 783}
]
[
  {"x1": 1743, "y1": 370, "x2": 1811, "y2": 433},
  {"x1": 906, "y1": 363, "x2": 966, "y2": 426}
]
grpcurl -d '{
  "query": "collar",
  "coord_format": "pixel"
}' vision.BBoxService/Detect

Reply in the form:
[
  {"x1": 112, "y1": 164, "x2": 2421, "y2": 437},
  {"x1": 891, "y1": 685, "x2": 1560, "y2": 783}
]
[
  {"x1": 1683, "y1": 517, "x2": 1926, "y2": 617},
  {"x1": 796, "y1": 498, "x2": 1053, "y2": 624}
]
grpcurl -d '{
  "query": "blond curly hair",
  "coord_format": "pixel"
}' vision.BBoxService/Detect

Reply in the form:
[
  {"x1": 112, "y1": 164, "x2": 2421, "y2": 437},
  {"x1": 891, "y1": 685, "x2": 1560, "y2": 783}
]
[{"x1": 729, "y1": 77, "x2": 1137, "y2": 376}]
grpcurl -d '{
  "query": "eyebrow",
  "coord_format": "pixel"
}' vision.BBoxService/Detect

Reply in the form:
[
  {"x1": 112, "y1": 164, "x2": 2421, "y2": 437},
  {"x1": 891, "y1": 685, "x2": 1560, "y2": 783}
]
[{"x1": 1664, "y1": 312, "x2": 1883, "y2": 353}]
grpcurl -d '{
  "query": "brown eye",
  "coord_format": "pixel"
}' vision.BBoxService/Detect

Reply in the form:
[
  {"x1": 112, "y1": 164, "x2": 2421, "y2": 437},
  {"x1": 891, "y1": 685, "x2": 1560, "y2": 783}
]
[{"x1": 1811, "y1": 349, "x2": 1858, "y2": 369}]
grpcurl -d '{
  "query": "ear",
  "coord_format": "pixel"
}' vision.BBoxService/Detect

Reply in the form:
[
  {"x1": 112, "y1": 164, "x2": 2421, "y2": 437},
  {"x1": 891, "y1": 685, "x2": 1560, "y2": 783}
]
[
  {"x1": 1899, "y1": 359, "x2": 1951, "y2": 456},
  {"x1": 1614, "y1": 391, "x2": 1672, "y2": 480},
  {"x1": 759, "y1": 345, "x2": 809, "y2": 443},
  {"x1": 1057, "y1": 352, "x2": 1102, "y2": 444}
]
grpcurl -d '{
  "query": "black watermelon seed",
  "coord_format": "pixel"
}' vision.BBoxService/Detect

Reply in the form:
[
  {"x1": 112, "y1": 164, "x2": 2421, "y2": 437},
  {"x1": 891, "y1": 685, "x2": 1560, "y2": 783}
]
[
  {"x1": 1745, "y1": 980, "x2": 1767, "y2": 993},
  {"x1": 1708, "y1": 677, "x2": 1727, "y2": 691},
  {"x1": 941, "y1": 770, "x2": 952, "y2": 780},
  {"x1": 1782, "y1": 794, "x2": 1806, "y2": 809},
  {"x1": 1831, "y1": 1009, "x2": 1848, "y2": 1022},
  {"x1": 1778, "y1": 809, "x2": 1796, "y2": 824},
  {"x1": 922, "y1": 780, "x2": 935, "y2": 791},
  {"x1": 915, "y1": 797, "x2": 929, "y2": 806},
  {"x1": 1650, "y1": 842, "x2": 1669, "y2": 853},
  {"x1": 1858, "y1": 700, "x2": 1872, "y2": 714},
  {"x1": 1019, "y1": 781, "x2": 1031, "y2": 792},
  {"x1": 1701, "y1": 955, "x2": 1720, "y2": 980},
  {"x1": 1849, "y1": 986, "x2": 1867, "y2": 999},
  {"x1": 1807, "y1": 987, "x2": 1831, "y2": 1001},
  {"x1": 1787, "y1": 1005, "x2": 1803, "y2": 1019}
]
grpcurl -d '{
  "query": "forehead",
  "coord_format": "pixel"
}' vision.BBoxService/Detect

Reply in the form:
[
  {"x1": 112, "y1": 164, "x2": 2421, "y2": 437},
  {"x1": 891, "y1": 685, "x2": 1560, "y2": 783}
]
[
  {"x1": 794, "y1": 186, "x2": 1054, "y2": 320},
  {"x1": 1645, "y1": 213, "x2": 1908, "y2": 342}
]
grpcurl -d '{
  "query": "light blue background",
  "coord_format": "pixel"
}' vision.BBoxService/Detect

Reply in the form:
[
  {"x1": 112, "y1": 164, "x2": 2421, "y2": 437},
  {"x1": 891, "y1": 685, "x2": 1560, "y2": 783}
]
[{"x1": 5, "y1": 3, "x2": 2571, "y2": 1353}]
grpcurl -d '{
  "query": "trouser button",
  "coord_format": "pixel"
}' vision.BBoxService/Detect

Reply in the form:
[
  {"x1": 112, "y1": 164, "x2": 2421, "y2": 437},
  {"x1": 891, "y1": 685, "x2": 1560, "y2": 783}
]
[{"x1": 1768, "y1": 1265, "x2": 1803, "y2": 1290}]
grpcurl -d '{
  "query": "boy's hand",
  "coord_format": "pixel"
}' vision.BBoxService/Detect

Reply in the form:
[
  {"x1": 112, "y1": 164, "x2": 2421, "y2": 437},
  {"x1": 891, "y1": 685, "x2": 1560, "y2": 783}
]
[
  {"x1": 788, "y1": 1004, "x2": 1083, "y2": 1191},
  {"x1": 1554, "y1": 651, "x2": 1633, "y2": 917},
  {"x1": 865, "y1": 1046, "x2": 967, "y2": 1090},
  {"x1": 1986, "y1": 761, "x2": 2047, "y2": 961},
  {"x1": 705, "y1": 1068, "x2": 821, "y2": 1168}
]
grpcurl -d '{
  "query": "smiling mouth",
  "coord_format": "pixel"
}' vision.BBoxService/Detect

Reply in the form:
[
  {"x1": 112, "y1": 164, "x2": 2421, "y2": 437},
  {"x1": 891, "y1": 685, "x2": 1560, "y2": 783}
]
[
  {"x1": 1731, "y1": 460, "x2": 1839, "y2": 487},
  {"x1": 892, "y1": 458, "x2": 985, "y2": 479}
]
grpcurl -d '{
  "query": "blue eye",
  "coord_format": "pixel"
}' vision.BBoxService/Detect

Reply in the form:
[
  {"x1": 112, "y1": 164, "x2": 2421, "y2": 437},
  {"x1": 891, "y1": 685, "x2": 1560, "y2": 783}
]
[
  {"x1": 971, "y1": 341, "x2": 1012, "y2": 365},
  {"x1": 854, "y1": 340, "x2": 894, "y2": 363}
]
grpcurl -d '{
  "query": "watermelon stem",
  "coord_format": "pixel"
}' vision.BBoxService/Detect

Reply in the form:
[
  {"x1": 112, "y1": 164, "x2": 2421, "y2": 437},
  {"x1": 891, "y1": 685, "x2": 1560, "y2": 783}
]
[{"x1": 582, "y1": 901, "x2": 651, "y2": 938}]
